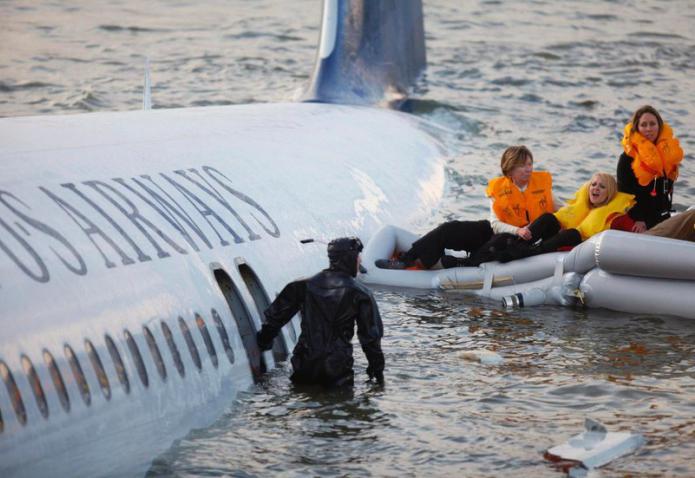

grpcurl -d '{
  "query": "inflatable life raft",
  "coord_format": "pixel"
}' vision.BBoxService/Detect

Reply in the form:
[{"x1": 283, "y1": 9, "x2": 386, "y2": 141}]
[{"x1": 360, "y1": 225, "x2": 695, "y2": 319}]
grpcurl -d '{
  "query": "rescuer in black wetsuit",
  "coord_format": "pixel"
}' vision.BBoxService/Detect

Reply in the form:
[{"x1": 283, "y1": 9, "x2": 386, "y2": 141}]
[{"x1": 256, "y1": 237, "x2": 385, "y2": 387}]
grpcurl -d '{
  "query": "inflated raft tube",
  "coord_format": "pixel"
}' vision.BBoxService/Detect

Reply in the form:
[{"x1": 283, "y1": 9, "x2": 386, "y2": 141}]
[
  {"x1": 361, "y1": 225, "x2": 565, "y2": 289},
  {"x1": 479, "y1": 231, "x2": 695, "y2": 318},
  {"x1": 494, "y1": 266, "x2": 695, "y2": 319},
  {"x1": 580, "y1": 269, "x2": 695, "y2": 319},
  {"x1": 481, "y1": 266, "x2": 695, "y2": 319},
  {"x1": 563, "y1": 230, "x2": 695, "y2": 280},
  {"x1": 478, "y1": 273, "x2": 582, "y2": 307}
]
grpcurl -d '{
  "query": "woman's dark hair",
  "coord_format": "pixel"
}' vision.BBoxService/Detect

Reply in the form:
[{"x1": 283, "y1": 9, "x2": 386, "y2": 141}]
[{"x1": 631, "y1": 105, "x2": 664, "y2": 139}]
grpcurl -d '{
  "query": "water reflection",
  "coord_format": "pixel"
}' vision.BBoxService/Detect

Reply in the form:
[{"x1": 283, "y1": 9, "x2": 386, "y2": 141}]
[{"x1": 148, "y1": 365, "x2": 389, "y2": 477}]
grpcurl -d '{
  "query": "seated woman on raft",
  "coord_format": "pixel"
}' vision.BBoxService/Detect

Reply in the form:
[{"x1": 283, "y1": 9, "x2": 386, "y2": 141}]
[
  {"x1": 490, "y1": 172, "x2": 636, "y2": 262},
  {"x1": 375, "y1": 145, "x2": 561, "y2": 270},
  {"x1": 618, "y1": 105, "x2": 684, "y2": 232},
  {"x1": 615, "y1": 104, "x2": 694, "y2": 243}
]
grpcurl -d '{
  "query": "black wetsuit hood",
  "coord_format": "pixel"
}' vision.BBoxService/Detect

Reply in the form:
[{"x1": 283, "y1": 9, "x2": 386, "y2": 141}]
[{"x1": 327, "y1": 237, "x2": 363, "y2": 277}]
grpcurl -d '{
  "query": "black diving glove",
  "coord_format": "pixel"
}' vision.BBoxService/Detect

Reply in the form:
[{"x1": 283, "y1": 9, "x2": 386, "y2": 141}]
[
  {"x1": 256, "y1": 329, "x2": 274, "y2": 351},
  {"x1": 366, "y1": 364, "x2": 384, "y2": 385}
]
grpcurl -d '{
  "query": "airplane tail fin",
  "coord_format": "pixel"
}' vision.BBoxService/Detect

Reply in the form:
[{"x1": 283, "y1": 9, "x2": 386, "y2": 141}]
[{"x1": 302, "y1": 0, "x2": 426, "y2": 109}]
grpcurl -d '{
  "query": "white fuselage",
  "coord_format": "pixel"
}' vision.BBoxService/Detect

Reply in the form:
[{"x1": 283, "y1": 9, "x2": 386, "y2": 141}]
[{"x1": 0, "y1": 102, "x2": 445, "y2": 476}]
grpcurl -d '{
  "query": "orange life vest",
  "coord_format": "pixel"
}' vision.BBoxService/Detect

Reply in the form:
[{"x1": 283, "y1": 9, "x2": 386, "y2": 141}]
[
  {"x1": 621, "y1": 122, "x2": 683, "y2": 187},
  {"x1": 486, "y1": 171, "x2": 554, "y2": 227}
]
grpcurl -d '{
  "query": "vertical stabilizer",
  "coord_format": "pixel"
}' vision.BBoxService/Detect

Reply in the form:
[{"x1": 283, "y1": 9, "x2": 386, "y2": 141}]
[{"x1": 303, "y1": 0, "x2": 426, "y2": 108}]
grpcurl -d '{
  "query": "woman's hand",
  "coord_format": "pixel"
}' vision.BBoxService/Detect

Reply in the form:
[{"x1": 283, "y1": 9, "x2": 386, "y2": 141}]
[
  {"x1": 516, "y1": 226, "x2": 532, "y2": 241},
  {"x1": 632, "y1": 221, "x2": 647, "y2": 233}
]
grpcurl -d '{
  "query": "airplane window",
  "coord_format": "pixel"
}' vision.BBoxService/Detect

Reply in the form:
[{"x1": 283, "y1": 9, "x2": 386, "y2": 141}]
[
  {"x1": 161, "y1": 321, "x2": 184, "y2": 378},
  {"x1": 211, "y1": 308, "x2": 234, "y2": 364},
  {"x1": 21, "y1": 355, "x2": 49, "y2": 419},
  {"x1": 64, "y1": 344, "x2": 91, "y2": 406},
  {"x1": 124, "y1": 330, "x2": 148, "y2": 388},
  {"x1": 84, "y1": 340, "x2": 111, "y2": 400},
  {"x1": 178, "y1": 317, "x2": 201, "y2": 371},
  {"x1": 104, "y1": 335, "x2": 130, "y2": 394},
  {"x1": 143, "y1": 326, "x2": 167, "y2": 380},
  {"x1": 43, "y1": 349, "x2": 70, "y2": 412},
  {"x1": 0, "y1": 360, "x2": 27, "y2": 425},
  {"x1": 195, "y1": 314, "x2": 218, "y2": 369}
]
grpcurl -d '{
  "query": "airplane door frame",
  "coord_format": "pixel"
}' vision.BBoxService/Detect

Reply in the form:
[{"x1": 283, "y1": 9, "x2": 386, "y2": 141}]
[{"x1": 211, "y1": 268, "x2": 265, "y2": 382}]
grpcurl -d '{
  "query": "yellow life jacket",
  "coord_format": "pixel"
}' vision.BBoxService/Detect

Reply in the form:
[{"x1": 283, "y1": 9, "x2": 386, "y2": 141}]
[
  {"x1": 621, "y1": 122, "x2": 683, "y2": 186},
  {"x1": 486, "y1": 171, "x2": 554, "y2": 227},
  {"x1": 554, "y1": 183, "x2": 636, "y2": 241}
]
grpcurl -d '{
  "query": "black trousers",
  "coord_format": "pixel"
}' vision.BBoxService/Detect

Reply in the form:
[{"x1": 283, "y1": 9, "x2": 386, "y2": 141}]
[
  {"x1": 406, "y1": 220, "x2": 493, "y2": 268},
  {"x1": 485, "y1": 214, "x2": 582, "y2": 264},
  {"x1": 536, "y1": 228, "x2": 582, "y2": 253},
  {"x1": 467, "y1": 213, "x2": 563, "y2": 265}
]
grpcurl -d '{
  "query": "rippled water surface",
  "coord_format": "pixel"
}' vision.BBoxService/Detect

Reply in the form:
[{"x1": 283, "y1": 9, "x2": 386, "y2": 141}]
[
  {"x1": 148, "y1": 292, "x2": 695, "y2": 477},
  {"x1": 2, "y1": 0, "x2": 695, "y2": 476}
]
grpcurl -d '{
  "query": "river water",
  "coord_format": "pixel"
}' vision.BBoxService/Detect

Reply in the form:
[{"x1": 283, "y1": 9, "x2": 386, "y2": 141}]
[{"x1": 2, "y1": 0, "x2": 694, "y2": 476}]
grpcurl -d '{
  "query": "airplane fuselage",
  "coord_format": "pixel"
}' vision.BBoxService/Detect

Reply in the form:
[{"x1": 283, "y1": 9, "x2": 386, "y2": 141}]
[{"x1": 0, "y1": 102, "x2": 445, "y2": 476}]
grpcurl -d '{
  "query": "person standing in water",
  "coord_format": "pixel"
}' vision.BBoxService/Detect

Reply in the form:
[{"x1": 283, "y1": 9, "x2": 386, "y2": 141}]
[{"x1": 257, "y1": 237, "x2": 385, "y2": 387}]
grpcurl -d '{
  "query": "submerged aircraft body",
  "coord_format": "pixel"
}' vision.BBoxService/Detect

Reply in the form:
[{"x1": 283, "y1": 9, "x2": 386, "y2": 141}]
[{"x1": 0, "y1": 1, "x2": 445, "y2": 475}]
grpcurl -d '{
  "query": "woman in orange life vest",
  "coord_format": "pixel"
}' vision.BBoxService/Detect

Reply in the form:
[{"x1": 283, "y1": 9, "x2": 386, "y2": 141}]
[
  {"x1": 617, "y1": 105, "x2": 684, "y2": 232},
  {"x1": 375, "y1": 145, "x2": 560, "y2": 270},
  {"x1": 491, "y1": 172, "x2": 635, "y2": 263}
]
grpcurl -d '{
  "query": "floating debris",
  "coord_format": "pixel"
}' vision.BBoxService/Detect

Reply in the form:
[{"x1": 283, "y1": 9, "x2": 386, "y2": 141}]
[
  {"x1": 458, "y1": 349, "x2": 503, "y2": 365},
  {"x1": 545, "y1": 418, "x2": 645, "y2": 475}
]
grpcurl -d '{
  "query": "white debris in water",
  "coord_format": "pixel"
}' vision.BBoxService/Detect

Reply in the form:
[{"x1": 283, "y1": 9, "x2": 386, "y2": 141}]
[
  {"x1": 546, "y1": 418, "x2": 645, "y2": 472},
  {"x1": 458, "y1": 349, "x2": 503, "y2": 365}
]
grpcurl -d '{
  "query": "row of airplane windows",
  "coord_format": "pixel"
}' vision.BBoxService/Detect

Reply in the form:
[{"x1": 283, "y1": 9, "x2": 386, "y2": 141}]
[
  {"x1": 0, "y1": 309, "x2": 235, "y2": 433},
  {"x1": 0, "y1": 262, "x2": 283, "y2": 434}
]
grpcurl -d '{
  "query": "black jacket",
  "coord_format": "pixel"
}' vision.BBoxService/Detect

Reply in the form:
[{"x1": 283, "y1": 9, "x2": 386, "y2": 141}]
[
  {"x1": 258, "y1": 268, "x2": 384, "y2": 386},
  {"x1": 617, "y1": 152, "x2": 673, "y2": 228}
]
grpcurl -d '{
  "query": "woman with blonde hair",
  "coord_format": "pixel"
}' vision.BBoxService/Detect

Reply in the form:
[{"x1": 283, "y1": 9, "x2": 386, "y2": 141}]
[{"x1": 549, "y1": 172, "x2": 631, "y2": 247}]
